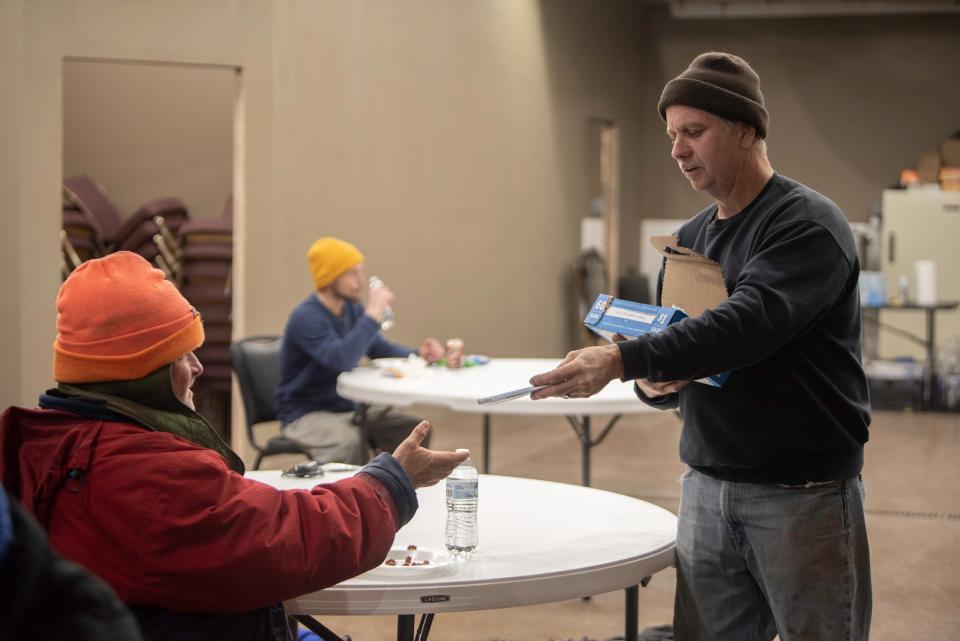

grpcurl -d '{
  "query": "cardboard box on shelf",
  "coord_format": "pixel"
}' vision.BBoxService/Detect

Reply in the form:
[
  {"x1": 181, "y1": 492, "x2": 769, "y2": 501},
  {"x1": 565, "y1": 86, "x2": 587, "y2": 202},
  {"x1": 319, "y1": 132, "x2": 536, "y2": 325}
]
[
  {"x1": 940, "y1": 166, "x2": 960, "y2": 192},
  {"x1": 917, "y1": 149, "x2": 942, "y2": 184},
  {"x1": 583, "y1": 235, "x2": 731, "y2": 387},
  {"x1": 940, "y1": 138, "x2": 960, "y2": 167}
]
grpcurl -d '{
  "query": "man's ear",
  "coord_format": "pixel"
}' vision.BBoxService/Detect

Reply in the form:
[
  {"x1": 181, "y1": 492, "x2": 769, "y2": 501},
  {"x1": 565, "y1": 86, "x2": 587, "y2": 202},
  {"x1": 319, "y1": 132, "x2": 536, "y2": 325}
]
[{"x1": 738, "y1": 124, "x2": 756, "y2": 150}]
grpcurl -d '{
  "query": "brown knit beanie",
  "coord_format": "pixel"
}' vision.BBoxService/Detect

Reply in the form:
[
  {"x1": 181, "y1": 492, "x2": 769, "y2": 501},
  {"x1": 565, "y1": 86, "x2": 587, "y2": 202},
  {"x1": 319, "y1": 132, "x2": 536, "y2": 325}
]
[
  {"x1": 54, "y1": 252, "x2": 204, "y2": 383},
  {"x1": 658, "y1": 52, "x2": 768, "y2": 139}
]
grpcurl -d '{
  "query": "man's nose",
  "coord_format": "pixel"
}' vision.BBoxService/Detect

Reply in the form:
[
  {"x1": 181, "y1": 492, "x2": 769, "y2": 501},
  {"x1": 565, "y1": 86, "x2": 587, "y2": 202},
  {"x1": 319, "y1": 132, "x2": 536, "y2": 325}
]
[
  {"x1": 671, "y1": 138, "x2": 690, "y2": 160},
  {"x1": 190, "y1": 353, "x2": 204, "y2": 377}
]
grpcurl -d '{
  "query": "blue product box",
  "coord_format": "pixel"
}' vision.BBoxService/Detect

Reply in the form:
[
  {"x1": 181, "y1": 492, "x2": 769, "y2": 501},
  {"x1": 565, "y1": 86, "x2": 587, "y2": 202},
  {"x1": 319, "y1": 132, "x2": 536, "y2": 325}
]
[{"x1": 583, "y1": 294, "x2": 730, "y2": 387}]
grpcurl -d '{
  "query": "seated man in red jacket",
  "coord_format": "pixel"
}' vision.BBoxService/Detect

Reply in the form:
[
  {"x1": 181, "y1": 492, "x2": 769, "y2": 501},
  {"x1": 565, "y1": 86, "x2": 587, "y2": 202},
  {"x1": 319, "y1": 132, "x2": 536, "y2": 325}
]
[{"x1": 0, "y1": 252, "x2": 467, "y2": 641}]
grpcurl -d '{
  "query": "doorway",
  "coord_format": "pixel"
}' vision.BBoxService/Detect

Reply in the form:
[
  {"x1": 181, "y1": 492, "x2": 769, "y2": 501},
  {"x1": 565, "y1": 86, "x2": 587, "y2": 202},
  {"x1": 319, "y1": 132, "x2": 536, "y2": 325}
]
[{"x1": 61, "y1": 58, "x2": 239, "y2": 438}]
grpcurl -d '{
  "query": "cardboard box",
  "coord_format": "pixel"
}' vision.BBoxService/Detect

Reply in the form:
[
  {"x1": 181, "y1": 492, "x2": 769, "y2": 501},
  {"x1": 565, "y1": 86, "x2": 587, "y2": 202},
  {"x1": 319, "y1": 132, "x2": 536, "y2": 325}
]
[
  {"x1": 582, "y1": 235, "x2": 731, "y2": 387},
  {"x1": 940, "y1": 138, "x2": 960, "y2": 167},
  {"x1": 651, "y1": 235, "x2": 728, "y2": 316},
  {"x1": 940, "y1": 166, "x2": 960, "y2": 192},
  {"x1": 584, "y1": 295, "x2": 688, "y2": 342},
  {"x1": 917, "y1": 149, "x2": 942, "y2": 184}
]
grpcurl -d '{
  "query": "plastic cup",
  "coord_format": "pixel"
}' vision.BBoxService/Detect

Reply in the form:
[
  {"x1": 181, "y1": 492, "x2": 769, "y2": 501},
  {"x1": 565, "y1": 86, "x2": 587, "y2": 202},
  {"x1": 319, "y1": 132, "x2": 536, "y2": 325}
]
[{"x1": 445, "y1": 338, "x2": 464, "y2": 369}]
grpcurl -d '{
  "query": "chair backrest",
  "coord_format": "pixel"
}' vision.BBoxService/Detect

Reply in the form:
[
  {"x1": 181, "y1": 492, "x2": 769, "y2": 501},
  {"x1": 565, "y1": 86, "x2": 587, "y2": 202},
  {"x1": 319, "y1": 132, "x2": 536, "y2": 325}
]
[
  {"x1": 63, "y1": 174, "x2": 123, "y2": 243},
  {"x1": 229, "y1": 335, "x2": 283, "y2": 450}
]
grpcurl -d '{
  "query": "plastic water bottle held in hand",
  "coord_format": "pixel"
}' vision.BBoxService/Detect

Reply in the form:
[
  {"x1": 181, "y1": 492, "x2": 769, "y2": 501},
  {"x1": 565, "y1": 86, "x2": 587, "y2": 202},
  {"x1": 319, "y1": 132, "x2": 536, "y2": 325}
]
[
  {"x1": 368, "y1": 275, "x2": 394, "y2": 331},
  {"x1": 445, "y1": 449, "x2": 478, "y2": 556}
]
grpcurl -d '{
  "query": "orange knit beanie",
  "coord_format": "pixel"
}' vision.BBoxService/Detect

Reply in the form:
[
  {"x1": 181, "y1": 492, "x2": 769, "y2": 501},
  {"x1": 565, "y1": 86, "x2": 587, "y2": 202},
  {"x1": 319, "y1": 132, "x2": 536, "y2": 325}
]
[
  {"x1": 307, "y1": 237, "x2": 364, "y2": 290},
  {"x1": 54, "y1": 252, "x2": 204, "y2": 383}
]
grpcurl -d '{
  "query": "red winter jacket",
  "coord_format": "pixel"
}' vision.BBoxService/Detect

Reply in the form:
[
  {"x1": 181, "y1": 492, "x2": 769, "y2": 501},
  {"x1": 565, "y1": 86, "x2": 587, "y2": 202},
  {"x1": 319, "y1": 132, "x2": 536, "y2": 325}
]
[{"x1": 0, "y1": 406, "x2": 400, "y2": 614}]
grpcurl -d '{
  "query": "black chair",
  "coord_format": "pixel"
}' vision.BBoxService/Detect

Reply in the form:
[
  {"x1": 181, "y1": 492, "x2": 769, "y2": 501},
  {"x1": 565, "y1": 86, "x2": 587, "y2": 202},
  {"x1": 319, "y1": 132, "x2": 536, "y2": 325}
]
[{"x1": 230, "y1": 335, "x2": 312, "y2": 470}]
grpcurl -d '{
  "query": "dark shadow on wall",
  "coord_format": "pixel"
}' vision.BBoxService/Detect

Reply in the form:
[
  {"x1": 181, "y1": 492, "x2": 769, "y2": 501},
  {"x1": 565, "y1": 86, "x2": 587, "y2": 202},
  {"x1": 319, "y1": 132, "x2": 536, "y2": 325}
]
[{"x1": 633, "y1": 9, "x2": 960, "y2": 223}]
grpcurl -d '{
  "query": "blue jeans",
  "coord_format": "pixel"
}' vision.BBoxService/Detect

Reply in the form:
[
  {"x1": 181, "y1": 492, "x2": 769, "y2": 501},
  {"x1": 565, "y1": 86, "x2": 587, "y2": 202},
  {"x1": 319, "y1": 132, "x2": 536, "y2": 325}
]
[{"x1": 674, "y1": 468, "x2": 871, "y2": 641}]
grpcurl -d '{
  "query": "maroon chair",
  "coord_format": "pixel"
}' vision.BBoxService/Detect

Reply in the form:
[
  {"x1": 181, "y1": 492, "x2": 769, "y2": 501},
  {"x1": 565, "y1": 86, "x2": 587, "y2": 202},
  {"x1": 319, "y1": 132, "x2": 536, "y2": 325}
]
[
  {"x1": 178, "y1": 194, "x2": 234, "y2": 391},
  {"x1": 179, "y1": 195, "x2": 233, "y2": 302},
  {"x1": 62, "y1": 174, "x2": 189, "y2": 276},
  {"x1": 177, "y1": 194, "x2": 233, "y2": 239}
]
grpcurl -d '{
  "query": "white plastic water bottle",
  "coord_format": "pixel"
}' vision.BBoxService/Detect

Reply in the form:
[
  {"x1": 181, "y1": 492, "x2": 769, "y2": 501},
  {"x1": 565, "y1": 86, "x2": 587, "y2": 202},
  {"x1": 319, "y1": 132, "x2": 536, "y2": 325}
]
[
  {"x1": 367, "y1": 275, "x2": 394, "y2": 331},
  {"x1": 445, "y1": 449, "x2": 478, "y2": 556}
]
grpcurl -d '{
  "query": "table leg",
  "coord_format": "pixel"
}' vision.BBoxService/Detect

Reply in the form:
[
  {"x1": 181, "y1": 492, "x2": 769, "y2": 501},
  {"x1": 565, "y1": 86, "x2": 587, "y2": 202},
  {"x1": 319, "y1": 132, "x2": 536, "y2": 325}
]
[
  {"x1": 482, "y1": 414, "x2": 491, "y2": 474},
  {"x1": 397, "y1": 614, "x2": 415, "y2": 641},
  {"x1": 625, "y1": 584, "x2": 639, "y2": 641},
  {"x1": 564, "y1": 415, "x2": 623, "y2": 487},
  {"x1": 293, "y1": 615, "x2": 346, "y2": 641},
  {"x1": 925, "y1": 308, "x2": 936, "y2": 410},
  {"x1": 355, "y1": 403, "x2": 372, "y2": 454},
  {"x1": 582, "y1": 417, "x2": 592, "y2": 487},
  {"x1": 414, "y1": 613, "x2": 435, "y2": 641}
]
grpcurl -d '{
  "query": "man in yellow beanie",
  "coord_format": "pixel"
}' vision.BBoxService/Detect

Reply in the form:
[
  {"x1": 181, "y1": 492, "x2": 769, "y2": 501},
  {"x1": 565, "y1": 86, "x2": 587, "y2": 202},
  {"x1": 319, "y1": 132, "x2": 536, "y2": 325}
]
[
  {"x1": 0, "y1": 251, "x2": 467, "y2": 641},
  {"x1": 276, "y1": 237, "x2": 446, "y2": 464}
]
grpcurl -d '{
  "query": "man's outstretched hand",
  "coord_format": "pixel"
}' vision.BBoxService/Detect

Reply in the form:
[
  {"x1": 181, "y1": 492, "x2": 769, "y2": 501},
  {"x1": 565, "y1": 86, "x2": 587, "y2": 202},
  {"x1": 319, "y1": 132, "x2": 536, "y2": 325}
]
[
  {"x1": 393, "y1": 422, "x2": 468, "y2": 488},
  {"x1": 529, "y1": 344, "x2": 624, "y2": 400}
]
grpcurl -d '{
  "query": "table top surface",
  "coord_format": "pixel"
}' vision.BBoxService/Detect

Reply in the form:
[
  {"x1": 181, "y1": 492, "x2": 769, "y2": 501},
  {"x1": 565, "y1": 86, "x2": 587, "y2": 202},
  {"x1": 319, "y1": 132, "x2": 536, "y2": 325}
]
[
  {"x1": 864, "y1": 301, "x2": 959, "y2": 311},
  {"x1": 247, "y1": 470, "x2": 677, "y2": 615},
  {"x1": 337, "y1": 357, "x2": 655, "y2": 416}
]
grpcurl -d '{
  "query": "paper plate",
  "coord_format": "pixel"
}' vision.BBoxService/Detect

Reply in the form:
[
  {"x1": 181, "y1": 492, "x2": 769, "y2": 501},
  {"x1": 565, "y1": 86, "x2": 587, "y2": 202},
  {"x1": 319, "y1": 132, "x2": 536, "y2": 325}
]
[
  {"x1": 371, "y1": 356, "x2": 428, "y2": 378},
  {"x1": 371, "y1": 357, "x2": 409, "y2": 369},
  {"x1": 365, "y1": 546, "x2": 454, "y2": 577}
]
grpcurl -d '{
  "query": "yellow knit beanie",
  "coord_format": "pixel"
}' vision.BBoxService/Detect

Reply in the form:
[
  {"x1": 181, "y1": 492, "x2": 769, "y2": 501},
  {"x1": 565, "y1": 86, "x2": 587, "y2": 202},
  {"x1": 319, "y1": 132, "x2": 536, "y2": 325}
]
[{"x1": 307, "y1": 237, "x2": 364, "y2": 290}]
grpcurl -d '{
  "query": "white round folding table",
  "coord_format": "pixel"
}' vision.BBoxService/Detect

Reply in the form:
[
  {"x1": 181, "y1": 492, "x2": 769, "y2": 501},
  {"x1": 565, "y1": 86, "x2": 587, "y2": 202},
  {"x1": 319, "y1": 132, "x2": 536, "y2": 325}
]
[
  {"x1": 247, "y1": 470, "x2": 677, "y2": 641},
  {"x1": 338, "y1": 358, "x2": 657, "y2": 486}
]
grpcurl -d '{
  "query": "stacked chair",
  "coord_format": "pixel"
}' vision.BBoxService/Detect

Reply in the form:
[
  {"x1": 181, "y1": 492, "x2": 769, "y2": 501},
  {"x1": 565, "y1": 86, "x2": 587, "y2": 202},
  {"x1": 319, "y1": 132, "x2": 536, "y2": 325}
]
[
  {"x1": 179, "y1": 196, "x2": 235, "y2": 394},
  {"x1": 58, "y1": 176, "x2": 236, "y2": 441},
  {"x1": 61, "y1": 174, "x2": 188, "y2": 280},
  {"x1": 176, "y1": 196, "x2": 235, "y2": 440},
  {"x1": 60, "y1": 194, "x2": 100, "y2": 278}
]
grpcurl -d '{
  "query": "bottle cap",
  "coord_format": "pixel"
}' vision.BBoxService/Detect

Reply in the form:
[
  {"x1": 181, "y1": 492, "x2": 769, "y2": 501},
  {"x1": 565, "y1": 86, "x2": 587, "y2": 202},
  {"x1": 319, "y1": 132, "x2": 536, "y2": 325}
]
[{"x1": 455, "y1": 448, "x2": 470, "y2": 455}]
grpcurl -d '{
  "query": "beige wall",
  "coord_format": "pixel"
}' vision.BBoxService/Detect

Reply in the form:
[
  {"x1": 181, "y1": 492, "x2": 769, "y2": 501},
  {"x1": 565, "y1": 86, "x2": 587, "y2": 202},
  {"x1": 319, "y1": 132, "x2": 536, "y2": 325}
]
[
  {"x1": 3, "y1": 0, "x2": 959, "y2": 463},
  {"x1": 0, "y1": 0, "x2": 651, "y2": 462},
  {"x1": 256, "y1": 1, "x2": 567, "y2": 357},
  {"x1": 251, "y1": 0, "x2": 652, "y2": 358},
  {"x1": 0, "y1": 0, "x2": 23, "y2": 407},
  {"x1": 63, "y1": 59, "x2": 235, "y2": 220},
  {"x1": 0, "y1": 0, "x2": 275, "y2": 457}
]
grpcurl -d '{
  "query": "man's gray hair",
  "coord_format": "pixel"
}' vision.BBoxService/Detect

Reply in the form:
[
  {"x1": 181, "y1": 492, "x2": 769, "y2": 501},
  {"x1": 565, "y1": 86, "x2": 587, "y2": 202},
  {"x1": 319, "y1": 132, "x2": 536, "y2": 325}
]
[{"x1": 721, "y1": 117, "x2": 767, "y2": 154}]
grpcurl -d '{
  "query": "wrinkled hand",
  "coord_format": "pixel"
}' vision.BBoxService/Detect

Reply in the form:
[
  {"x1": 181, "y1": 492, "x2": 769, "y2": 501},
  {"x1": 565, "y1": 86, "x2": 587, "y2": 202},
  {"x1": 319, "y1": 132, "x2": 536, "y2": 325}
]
[
  {"x1": 418, "y1": 337, "x2": 444, "y2": 363},
  {"x1": 365, "y1": 286, "x2": 395, "y2": 324},
  {"x1": 392, "y1": 422, "x2": 469, "y2": 488},
  {"x1": 529, "y1": 344, "x2": 624, "y2": 400},
  {"x1": 636, "y1": 377, "x2": 688, "y2": 398}
]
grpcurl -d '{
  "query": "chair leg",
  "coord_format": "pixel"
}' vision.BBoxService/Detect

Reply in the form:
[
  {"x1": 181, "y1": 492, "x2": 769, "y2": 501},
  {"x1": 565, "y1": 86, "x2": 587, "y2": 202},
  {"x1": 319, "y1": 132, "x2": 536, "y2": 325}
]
[{"x1": 253, "y1": 452, "x2": 264, "y2": 470}]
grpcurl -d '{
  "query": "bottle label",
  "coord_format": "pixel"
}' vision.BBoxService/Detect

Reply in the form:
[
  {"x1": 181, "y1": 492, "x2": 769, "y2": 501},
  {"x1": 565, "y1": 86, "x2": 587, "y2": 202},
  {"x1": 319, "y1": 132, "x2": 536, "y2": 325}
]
[{"x1": 446, "y1": 480, "x2": 478, "y2": 500}]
